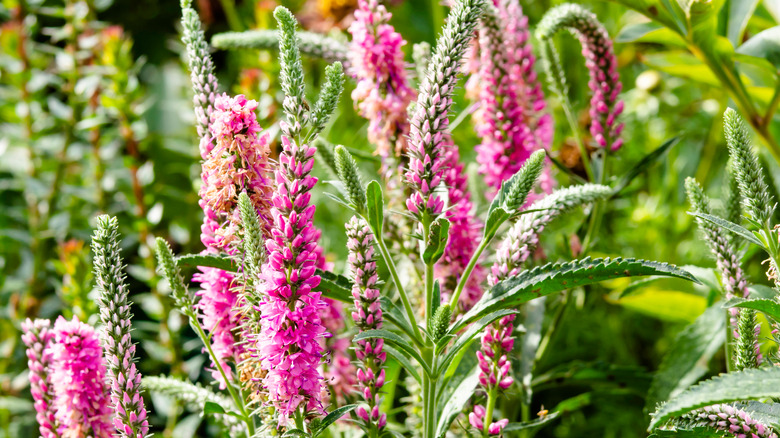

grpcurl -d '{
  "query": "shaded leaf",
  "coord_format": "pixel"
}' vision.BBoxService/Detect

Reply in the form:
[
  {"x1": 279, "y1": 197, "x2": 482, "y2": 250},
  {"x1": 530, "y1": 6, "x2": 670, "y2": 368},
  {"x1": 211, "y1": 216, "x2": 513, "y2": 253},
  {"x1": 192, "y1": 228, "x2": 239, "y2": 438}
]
[
  {"x1": 689, "y1": 212, "x2": 764, "y2": 247},
  {"x1": 439, "y1": 309, "x2": 519, "y2": 375},
  {"x1": 435, "y1": 366, "x2": 480, "y2": 438},
  {"x1": 725, "y1": 297, "x2": 780, "y2": 320},
  {"x1": 383, "y1": 344, "x2": 421, "y2": 383},
  {"x1": 354, "y1": 329, "x2": 432, "y2": 376},
  {"x1": 315, "y1": 269, "x2": 352, "y2": 303},
  {"x1": 737, "y1": 26, "x2": 780, "y2": 70},
  {"x1": 176, "y1": 254, "x2": 237, "y2": 272},
  {"x1": 313, "y1": 404, "x2": 358, "y2": 438},
  {"x1": 613, "y1": 137, "x2": 680, "y2": 196}
]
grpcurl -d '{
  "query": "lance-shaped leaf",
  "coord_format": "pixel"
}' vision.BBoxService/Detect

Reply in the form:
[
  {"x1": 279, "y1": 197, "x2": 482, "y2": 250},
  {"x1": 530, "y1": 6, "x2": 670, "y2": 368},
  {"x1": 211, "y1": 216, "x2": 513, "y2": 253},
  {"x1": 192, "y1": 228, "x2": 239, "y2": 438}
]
[
  {"x1": 175, "y1": 254, "x2": 237, "y2": 272},
  {"x1": 502, "y1": 413, "x2": 561, "y2": 433},
  {"x1": 354, "y1": 329, "x2": 432, "y2": 376},
  {"x1": 438, "y1": 309, "x2": 519, "y2": 375},
  {"x1": 314, "y1": 269, "x2": 353, "y2": 303},
  {"x1": 688, "y1": 212, "x2": 764, "y2": 247},
  {"x1": 613, "y1": 137, "x2": 679, "y2": 196},
  {"x1": 649, "y1": 368, "x2": 780, "y2": 430},
  {"x1": 725, "y1": 298, "x2": 780, "y2": 320},
  {"x1": 645, "y1": 304, "x2": 726, "y2": 412},
  {"x1": 383, "y1": 344, "x2": 421, "y2": 383},
  {"x1": 456, "y1": 257, "x2": 698, "y2": 332},
  {"x1": 312, "y1": 404, "x2": 358, "y2": 438},
  {"x1": 435, "y1": 366, "x2": 480, "y2": 438},
  {"x1": 366, "y1": 180, "x2": 385, "y2": 236}
]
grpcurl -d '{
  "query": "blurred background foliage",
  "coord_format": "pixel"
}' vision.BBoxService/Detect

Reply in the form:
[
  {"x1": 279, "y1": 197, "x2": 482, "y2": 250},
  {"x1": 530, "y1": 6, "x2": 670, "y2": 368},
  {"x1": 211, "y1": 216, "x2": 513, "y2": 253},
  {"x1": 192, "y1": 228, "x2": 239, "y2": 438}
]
[{"x1": 1, "y1": 0, "x2": 779, "y2": 436}]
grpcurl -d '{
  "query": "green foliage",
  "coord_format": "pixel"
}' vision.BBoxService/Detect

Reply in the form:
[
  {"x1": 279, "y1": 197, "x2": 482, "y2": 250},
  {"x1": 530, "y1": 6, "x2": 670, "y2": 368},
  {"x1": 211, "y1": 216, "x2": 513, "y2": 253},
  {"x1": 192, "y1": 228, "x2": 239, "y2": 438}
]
[{"x1": 334, "y1": 145, "x2": 366, "y2": 213}]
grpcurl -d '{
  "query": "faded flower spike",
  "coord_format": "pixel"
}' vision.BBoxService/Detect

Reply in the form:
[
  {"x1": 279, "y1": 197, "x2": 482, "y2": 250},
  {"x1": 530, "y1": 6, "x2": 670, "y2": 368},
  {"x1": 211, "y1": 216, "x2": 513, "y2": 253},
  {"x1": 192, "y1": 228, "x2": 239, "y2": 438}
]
[
  {"x1": 21, "y1": 319, "x2": 59, "y2": 438},
  {"x1": 181, "y1": 0, "x2": 220, "y2": 158},
  {"x1": 346, "y1": 216, "x2": 387, "y2": 433},
  {"x1": 92, "y1": 215, "x2": 150, "y2": 438},
  {"x1": 474, "y1": 0, "x2": 554, "y2": 197},
  {"x1": 49, "y1": 315, "x2": 114, "y2": 438},
  {"x1": 349, "y1": 0, "x2": 415, "y2": 166},
  {"x1": 405, "y1": 0, "x2": 487, "y2": 220},
  {"x1": 537, "y1": 3, "x2": 624, "y2": 151}
]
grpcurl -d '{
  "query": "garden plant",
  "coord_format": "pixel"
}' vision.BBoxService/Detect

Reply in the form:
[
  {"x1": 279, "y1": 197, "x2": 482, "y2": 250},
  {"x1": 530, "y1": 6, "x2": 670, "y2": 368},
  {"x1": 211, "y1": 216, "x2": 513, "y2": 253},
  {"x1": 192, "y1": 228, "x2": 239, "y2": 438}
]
[{"x1": 4, "y1": 0, "x2": 780, "y2": 437}]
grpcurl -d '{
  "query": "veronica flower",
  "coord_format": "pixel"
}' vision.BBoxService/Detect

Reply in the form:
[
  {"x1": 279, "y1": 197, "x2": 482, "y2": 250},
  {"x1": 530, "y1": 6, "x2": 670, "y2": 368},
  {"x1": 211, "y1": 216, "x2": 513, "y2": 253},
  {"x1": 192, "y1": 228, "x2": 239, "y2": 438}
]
[
  {"x1": 682, "y1": 404, "x2": 777, "y2": 438},
  {"x1": 436, "y1": 137, "x2": 485, "y2": 310},
  {"x1": 474, "y1": 0, "x2": 554, "y2": 197},
  {"x1": 348, "y1": 0, "x2": 415, "y2": 167},
  {"x1": 21, "y1": 319, "x2": 59, "y2": 438},
  {"x1": 405, "y1": 0, "x2": 485, "y2": 220},
  {"x1": 49, "y1": 316, "x2": 113, "y2": 438},
  {"x1": 537, "y1": 4, "x2": 624, "y2": 152},
  {"x1": 469, "y1": 314, "x2": 515, "y2": 436},
  {"x1": 346, "y1": 216, "x2": 388, "y2": 432}
]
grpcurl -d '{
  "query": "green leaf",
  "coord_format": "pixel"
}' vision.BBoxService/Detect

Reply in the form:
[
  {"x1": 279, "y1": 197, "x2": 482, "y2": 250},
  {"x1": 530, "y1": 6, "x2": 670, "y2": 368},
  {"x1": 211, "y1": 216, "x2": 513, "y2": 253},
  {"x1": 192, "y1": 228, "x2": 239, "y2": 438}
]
[
  {"x1": 649, "y1": 368, "x2": 780, "y2": 429},
  {"x1": 423, "y1": 217, "x2": 450, "y2": 264},
  {"x1": 608, "y1": 0, "x2": 687, "y2": 35},
  {"x1": 734, "y1": 401, "x2": 780, "y2": 430},
  {"x1": 737, "y1": 26, "x2": 780, "y2": 70},
  {"x1": 380, "y1": 297, "x2": 419, "y2": 341},
  {"x1": 649, "y1": 426, "x2": 728, "y2": 437},
  {"x1": 315, "y1": 269, "x2": 352, "y2": 303},
  {"x1": 458, "y1": 257, "x2": 699, "y2": 331},
  {"x1": 312, "y1": 404, "x2": 357, "y2": 438},
  {"x1": 643, "y1": 52, "x2": 720, "y2": 87},
  {"x1": 383, "y1": 344, "x2": 422, "y2": 383},
  {"x1": 516, "y1": 297, "x2": 546, "y2": 404},
  {"x1": 439, "y1": 309, "x2": 519, "y2": 375},
  {"x1": 726, "y1": 0, "x2": 760, "y2": 48},
  {"x1": 613, "y1": 137, "x2": 680, "y2": 196},
  {"x1": 435, "y1": 366, "x2": 480, "y2": 438},
  {"x1": 175, "y1": 254, "x2": 237, "y2": 271},
  {"x1": 616, "y1": 22, "x2": 687, "y2": 46},
  {"x1": 645, "y1": 304, "x2": 726, "y2": 412},
  {"x1": 688, "y1": 212, "x2": 764, "y2": 247},
  {"x1": 611, "y1": 288, "x2": 707, "y2": 322},
  {"x1": 354, "y1": 329, "x2": 432, "y2": 376},
  {"x1": 282, "y1": 429, "x2": 310, "y2": 438},
  {"x1": 366, "y1": 180, "x2": 384, "y2": 236},
  {"x1": 725, "y1": 297, "x2": 780, "y2": 320},
  {"x1": 203, "y1": 401, "x2": 226, "y2": 415},
  {"x1": 483, "y1": 206, "x2": 512, "y2": 242}
]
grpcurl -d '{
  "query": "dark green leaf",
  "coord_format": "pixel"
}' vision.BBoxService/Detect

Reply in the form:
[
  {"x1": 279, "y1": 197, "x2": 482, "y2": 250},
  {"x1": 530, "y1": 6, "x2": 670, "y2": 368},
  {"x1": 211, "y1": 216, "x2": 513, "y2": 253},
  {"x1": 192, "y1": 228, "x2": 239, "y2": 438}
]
[
  {"x1": 532, "y1": 361, "x2": 652, "y2": 394},
  {"x1": 649, "y1": 368, "x2": 780, "y2": 429},
  {"x1": 380, "y1": 297, "x2": 418, "y2": 341},
  {"x1": 435, "y1": 366, "x2": 480, "y2": 438},
  {"x1": 383, "y1": 344, "x2": 421, "y2": 383},
  {"x1": 502, "y1": 413, "x2": 561, "y2": 432},
  {"x1": 313, "y1": 404, "x2": 357, "y2": 438},
  {"x1": 203, "y1": 401, "x2": 226, "y2": 415},
  {"x1": 517, "y1": 297, "x2": 546, "y2": 404},
  {"x1": 689, "y1": 212, "x2": 764, "y2": 247},
  {"x1": 613, "y1": 137, "x2": 680, "y2": 196},
  {"x1": 176, "y1": 254, "x2": 237, "y2": 271},
  {"x1": 458, "y1": 257, "x2": 699, "y2": 331},
  {"x1": 366, "y1": 180, "x2": 384, "y2": 236},
  {"x1": 282, "y1": 429, "x2": 310, "y2": 438},
  {"x1": 439, "y1": 309, "x2": 519, "y2": 375},
  {"x1": 645, "y1": 305, "x2": 726, "y2": 412},
  {"x1": 315, "y1": 269, "x2": 352, "y2": 303},
  {"x1": 354, "y1": 329, "x2": 431, "y2": 376}
]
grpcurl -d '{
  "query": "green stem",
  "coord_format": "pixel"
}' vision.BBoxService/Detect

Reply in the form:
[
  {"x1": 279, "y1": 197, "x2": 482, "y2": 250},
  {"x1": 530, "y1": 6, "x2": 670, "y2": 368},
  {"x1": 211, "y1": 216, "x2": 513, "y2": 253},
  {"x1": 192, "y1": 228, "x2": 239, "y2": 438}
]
[
  {"x1": 373, "y1": 232, "x2": 424, "y2": 343},
  {"x1": 423, "y1": 219, "x2": 435, "y2": 330},
  {"x1": 482, "y1": 386, "x2": 499, "y2": 438},
  {"x1": 422, "y1": 348, "x2": 437, "y2": 438},
  {"x1": 190, "y1": 312, "x2": 254, "y2": 437},
  {"x1": 763, "y1": 81, "x2": 780, "y2": 129},
  {"x1": 449, "y1": 237, "x2": 491, "y2": 308},
  {"x1": 535, "y1": 290, "x2": 570, "y2": 363},
  {"x1": 561, "y1": 100, "x2": 594, "y2": 182},
  {"x1": 519, "y1": 401, "x2": 531, "y2": 438}
]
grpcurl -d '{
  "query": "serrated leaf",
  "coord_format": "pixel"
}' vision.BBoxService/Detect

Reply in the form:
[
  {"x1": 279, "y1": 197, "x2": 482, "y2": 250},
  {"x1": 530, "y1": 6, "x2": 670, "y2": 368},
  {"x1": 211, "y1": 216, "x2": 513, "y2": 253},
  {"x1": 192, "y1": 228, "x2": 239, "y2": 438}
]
[
  {"x1": 313, "y1": 404, "x2": 357, "y2": 438},
  {"x1": 457, "y1": 257, "x2": 699, "y2": 331},
  {"x1": 366, "y1": 180, "x2": 384, "y2": 236},
  {"x1": 725, "y1": 298, "x2": 780, "y2": 320},
  {"x1": 614, "y1": 137, "x2": 680, "y2": 196},
  {"x1": 315, "y1": 269, "x2": 352, "y2": 303},
  {"x1": 645, "y1": 305, "x2": 726, "y2": 412},
  {"x1": 649, "y1": 368, "x2": 780, "y2": 429},
  {"x1": 354, "y1": 329, "x2": 431, "y2": 376},
  {"x1": 423, "y1": 217, "x2": 450, "y2": 264},
  {"x1": 176, "y1": 254, "x2": 237, "y2": 271},
  {"x1": 689, "y1": 212, "x2": 764, "y2": 247},
  {"x1": 435, "y1": 366, "x2": 480, "y2": 438},
  {"x1": 439, "y1": 309, "x2": 519, "y2": 375},
  {"x1": 734, "y1": 401, "x2": 780, "y2": 430}
]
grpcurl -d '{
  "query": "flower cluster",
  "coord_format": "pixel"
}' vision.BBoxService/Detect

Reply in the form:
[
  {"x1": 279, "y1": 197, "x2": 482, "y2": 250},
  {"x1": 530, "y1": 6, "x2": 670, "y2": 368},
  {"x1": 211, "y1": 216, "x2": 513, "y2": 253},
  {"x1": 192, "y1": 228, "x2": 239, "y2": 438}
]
[
  {"x1": 474, "y1": 1, "x2": 553, "y2": 197},
  {"x1": 49, "y1": 316, "x2": 114, "y2": 438},
  {"x1": 537, "y1": 4, "x2": 624, "y2": 151},
  {"x1": 470, "y1": 314, "x2": 516, "y2": 435},
  {"x1": 683, "y1": 404, "x2": 778, "y2": 438},
  {"x1": 346, "y1": 216, "x2": 388, "y2": 431},
  {"x1": 21, "y1": 319, "x2": 58, "y2": 438},
  {"x1": 405, "y1": 0, "x2": 485, "y2": 220},
  {"x1": 348, "y1": 0, "x2": 415, "y2": 166}
]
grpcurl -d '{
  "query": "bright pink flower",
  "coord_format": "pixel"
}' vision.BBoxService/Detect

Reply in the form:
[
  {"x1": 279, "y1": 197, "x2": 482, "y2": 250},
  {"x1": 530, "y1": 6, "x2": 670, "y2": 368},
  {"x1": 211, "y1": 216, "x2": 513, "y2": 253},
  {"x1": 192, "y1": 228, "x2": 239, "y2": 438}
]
[
  {"x1": 346, "y1": 216, "x2": 387, "y2": 432},
  {"x1": 474, "y1": 1, "x2": 553, "y2": 199},
  {"x1": 348, "y1": 0, "x2": 415, "y2": 166},
  {"x1": 21, "y1": 319, "x2": 59, "y2": 438},
  {"x1": 48, "y1": 316, "x2": 113, "y2": 438},
  {"x1": 255, "y1": 126, "x2": 328, "y2": 419}
]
